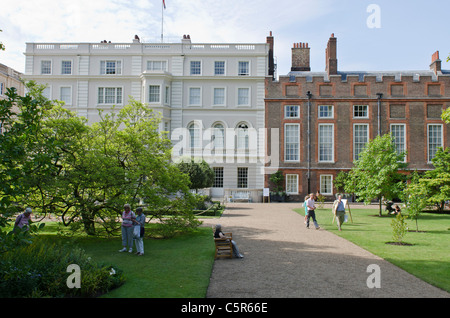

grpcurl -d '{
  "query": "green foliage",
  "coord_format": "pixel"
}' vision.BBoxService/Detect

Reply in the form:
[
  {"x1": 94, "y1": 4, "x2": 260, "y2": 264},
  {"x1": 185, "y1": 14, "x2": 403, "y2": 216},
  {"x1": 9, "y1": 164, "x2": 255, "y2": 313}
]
[
  {"x1": 1, "y1": 82, "x2": 201, "y2": 238},
  {"x1": 0, "y1": 237, "x2": 124, "y2": 297},
  {"x1": 344, "y1": 134, "x2": 407, "y2": 216},
  {"x1": 176, "y1": 158, "x2": 214, "y2": 191},
  {"x1": 402, "y1": 171, "x2": 427, "y2": 232},
  {"x1": 442, "y1": 107, "x2": 450, "y2": 124},
  {"x1": 420, "y1": 148, "x2": 450, "y2": 212},
  {"x1": 269, "y1": 170, "x2": 284, "y2": 192},
  {"x1": 0, "y1": 83, "x2": 53, "y2": 252},
  {"x1": 391, "y1": 213, "x2": 408, "y2": 244}
]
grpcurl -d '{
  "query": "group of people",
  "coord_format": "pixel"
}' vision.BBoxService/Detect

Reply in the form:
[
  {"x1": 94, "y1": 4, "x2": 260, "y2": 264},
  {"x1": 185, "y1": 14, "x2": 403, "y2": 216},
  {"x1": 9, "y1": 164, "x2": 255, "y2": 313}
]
[
  {"x1": 303, "y1": 193, "x2": 349, "y2": 231},
  {"x1": 119, "y1": 204, "x2": 146, "y2": 256},
  {"x1": 12, "y1": 195, "x2": 349, "y2": 260}
]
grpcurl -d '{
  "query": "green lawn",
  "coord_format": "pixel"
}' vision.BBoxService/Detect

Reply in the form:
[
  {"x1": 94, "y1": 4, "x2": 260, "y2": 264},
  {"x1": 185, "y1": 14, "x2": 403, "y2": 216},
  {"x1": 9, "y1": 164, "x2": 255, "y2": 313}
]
[
  {"x1": 294, "y1": 207, "x2": 450, "y2": 293},
  {"x1": 36, "y1": 224, "x2": 216, "y2": 298}
]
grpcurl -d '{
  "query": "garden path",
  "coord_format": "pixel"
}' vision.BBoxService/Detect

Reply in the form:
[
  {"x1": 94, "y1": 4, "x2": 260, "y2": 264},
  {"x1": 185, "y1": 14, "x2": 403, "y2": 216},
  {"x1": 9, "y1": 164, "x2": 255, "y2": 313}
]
[{"x1": 202, "y1": 203, "x2": 450, "y2": 298}]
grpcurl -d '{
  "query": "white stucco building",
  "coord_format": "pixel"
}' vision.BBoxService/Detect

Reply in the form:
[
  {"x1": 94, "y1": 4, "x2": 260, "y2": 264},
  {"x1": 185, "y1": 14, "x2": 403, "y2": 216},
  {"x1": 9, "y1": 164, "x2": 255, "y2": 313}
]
[{"x1": 23, "y1": 34, "x2": 275, "y2": 201}]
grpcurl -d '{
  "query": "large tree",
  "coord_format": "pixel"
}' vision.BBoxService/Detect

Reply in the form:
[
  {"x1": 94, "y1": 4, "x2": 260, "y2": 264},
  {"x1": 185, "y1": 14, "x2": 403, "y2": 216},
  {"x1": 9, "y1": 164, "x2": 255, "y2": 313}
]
[
  {"x1": 0, "y1": 83, "x2": 53, "y2": 252},
  {"x1": 344, "y1": 133, "x2": 407, "y2": 216},
  {"x1": 31, "y1": 99, "x2": 200, "y2": 236},
  {"x1": 2, "y1": 83, "x2": 200, "y2": 237}
]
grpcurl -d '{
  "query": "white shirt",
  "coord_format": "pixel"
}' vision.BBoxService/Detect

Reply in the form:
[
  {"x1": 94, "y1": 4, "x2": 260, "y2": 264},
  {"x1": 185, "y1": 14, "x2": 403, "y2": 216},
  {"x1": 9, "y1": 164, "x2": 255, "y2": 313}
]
[{"x1": 306, "y1": 198, "x2": 315, "y2": 211}]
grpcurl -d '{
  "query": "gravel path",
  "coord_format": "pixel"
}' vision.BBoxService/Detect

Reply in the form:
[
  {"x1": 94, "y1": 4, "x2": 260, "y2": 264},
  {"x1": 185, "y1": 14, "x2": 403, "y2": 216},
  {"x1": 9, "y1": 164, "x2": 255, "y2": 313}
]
[{"x1": 201, "y1": 203, "x2": 449, "y2": 298}]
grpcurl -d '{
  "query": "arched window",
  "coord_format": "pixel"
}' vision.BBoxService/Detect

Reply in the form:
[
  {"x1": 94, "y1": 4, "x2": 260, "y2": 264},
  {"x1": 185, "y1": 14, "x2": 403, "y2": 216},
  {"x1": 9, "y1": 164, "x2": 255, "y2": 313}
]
[
  {"x1": 188, "y1": 122, "x2": 201, "y2": 148},
  {"x1": 236, "y1": 122, "x2": 249, "y2": 149},
  {"x1": 213, "y1": 123, "x2": 225, "y2": 148}
]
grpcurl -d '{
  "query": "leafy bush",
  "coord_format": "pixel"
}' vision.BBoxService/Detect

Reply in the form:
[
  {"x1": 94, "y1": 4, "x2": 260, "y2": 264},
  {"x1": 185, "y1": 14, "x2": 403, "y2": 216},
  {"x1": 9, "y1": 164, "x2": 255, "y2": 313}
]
[
  {"x1": 0, "y1": 237, "x2": 124, "y2": 297},
  {"x1": 391, "y1": 213, "x2": 408, "y2": 244}
]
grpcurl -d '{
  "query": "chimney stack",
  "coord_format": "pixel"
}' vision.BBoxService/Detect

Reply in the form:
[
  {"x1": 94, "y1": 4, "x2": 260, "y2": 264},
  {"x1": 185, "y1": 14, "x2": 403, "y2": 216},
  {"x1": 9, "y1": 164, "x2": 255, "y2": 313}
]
[
  {"x1": 325, "y1": 33, "x2": 338, "y2": 76},
  {"x1": 430, "y1": 50, "x2": 442, "y2": 74},
  {"x1": 291, "y1": 42, "x2": 311, "y2": 71},
  {"x1": 267, "y1": 31, "x2": 275, "y2": 79}
]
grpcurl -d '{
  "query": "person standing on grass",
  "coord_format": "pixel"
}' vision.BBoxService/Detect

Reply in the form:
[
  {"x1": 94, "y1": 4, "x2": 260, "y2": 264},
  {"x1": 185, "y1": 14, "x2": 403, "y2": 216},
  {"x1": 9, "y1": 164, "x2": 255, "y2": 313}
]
[
  {"x1": 119, "y1": 204, "x2": 135, "y2": 253},
  {"x1": 332, "y1": 195, "x2": 346, "y2": 231},
  {"x1": 306, "y1": 193, "x2": 320, "y2": 230},
  {"x1": 134, "y1": 207, "x2": 145, "y2": 256}
]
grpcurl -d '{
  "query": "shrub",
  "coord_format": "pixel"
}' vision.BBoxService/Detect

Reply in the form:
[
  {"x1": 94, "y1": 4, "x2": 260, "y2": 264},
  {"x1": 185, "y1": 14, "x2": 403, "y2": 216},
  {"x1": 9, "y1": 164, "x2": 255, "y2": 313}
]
[
  {"x1": 391, "y1": 213, "x2": 408, "y2": 244},
  {"x1": 0, "y1": 237, "x2": 124, "y2": 297}
]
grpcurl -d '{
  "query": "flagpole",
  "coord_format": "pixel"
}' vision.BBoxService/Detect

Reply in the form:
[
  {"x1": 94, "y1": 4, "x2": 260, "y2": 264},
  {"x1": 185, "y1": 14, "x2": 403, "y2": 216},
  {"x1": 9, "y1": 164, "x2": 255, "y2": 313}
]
[{"x1": 161, "y1": 1, "x2": 163, "y2": 43}]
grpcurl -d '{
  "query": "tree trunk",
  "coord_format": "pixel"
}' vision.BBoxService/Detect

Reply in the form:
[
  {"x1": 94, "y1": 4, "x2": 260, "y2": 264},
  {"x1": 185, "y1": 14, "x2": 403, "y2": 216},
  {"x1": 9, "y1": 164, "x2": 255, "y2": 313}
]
[{"x1": 378, "y1": 195, "x2": 382, "y2": 217}]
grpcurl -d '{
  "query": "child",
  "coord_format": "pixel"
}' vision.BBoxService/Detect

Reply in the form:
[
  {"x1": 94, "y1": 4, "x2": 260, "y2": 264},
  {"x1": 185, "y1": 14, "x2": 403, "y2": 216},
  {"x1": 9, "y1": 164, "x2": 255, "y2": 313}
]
[
  {"x1": 134, "y1": 207, "x2": 146, "y2": 256},
  {"x1": 303, "y1": 196, "x2": 309, "y2": 224}
]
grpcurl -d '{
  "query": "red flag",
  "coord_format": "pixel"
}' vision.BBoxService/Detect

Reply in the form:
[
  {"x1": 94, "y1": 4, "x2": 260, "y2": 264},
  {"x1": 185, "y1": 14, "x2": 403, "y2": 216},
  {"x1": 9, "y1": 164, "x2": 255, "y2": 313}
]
[{"x1": 163, "y1": 0, "x2": 166, "y2": 9}]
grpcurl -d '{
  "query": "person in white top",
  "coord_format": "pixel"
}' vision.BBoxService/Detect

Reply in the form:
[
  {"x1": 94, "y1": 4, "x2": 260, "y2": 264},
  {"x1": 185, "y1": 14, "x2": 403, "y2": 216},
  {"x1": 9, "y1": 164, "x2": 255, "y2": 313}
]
[{"x1": 305, "y1": 193, "x2": 320, "y2": 230}]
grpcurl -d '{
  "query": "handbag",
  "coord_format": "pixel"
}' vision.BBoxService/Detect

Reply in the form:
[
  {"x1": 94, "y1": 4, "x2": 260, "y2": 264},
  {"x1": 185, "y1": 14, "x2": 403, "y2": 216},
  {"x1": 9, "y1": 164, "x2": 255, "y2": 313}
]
[{"x1": 133, "y1": 226, "x2": 141, "y2": 239}]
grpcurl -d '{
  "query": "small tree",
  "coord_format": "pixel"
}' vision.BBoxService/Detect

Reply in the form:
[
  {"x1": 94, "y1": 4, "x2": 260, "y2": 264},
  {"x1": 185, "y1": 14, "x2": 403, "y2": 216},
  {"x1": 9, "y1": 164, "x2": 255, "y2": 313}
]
[
  {"x1": 402, "y1": 171, "x2": 427, "y2": 232},
  {"x1": 391, "y1": 213, "x2": 408, "y2": 244},
  {"x1": 269, "y1": 170, "x2": 284, "y2": 194},
  {"x1": 176, "y1": 159, "x2": 214, "y2": 192},
  {"x1": 415, "y1": 148, "x2": 450, "y2": 213},
  {"x1": 345, "y1": 134, "x2": 407, "y2": 216}
]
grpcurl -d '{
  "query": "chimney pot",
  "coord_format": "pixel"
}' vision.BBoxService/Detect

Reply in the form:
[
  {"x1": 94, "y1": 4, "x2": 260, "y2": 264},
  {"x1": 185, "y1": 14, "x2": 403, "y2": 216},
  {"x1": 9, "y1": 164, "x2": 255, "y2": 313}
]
[{"x1": 291, "y1": 40, "x2": 311, "y2": 71}]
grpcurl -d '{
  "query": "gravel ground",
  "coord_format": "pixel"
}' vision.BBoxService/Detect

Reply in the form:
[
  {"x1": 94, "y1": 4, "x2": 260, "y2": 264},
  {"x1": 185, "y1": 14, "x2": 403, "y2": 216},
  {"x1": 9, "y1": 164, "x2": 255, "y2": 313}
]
[{"x1": 201, "y1": 203, "x2": 449, "y2": 298}]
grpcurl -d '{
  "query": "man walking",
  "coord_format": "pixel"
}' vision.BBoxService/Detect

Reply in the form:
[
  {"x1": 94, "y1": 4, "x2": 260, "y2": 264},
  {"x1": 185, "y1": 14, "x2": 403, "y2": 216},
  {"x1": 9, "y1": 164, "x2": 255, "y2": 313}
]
[
  {"x1": 332, "y1": 195, "x2": 346, "y2": 231},
  {"x1": 306, "y1": 193, "x2": 320, "y2": 230}
]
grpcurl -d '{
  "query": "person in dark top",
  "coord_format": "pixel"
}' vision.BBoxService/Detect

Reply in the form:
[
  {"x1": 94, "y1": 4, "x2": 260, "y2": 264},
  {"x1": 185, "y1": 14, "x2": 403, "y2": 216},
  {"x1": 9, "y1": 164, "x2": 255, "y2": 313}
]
[{"x1": 214, "y1": 224, "x2": 244, "y2": 258}]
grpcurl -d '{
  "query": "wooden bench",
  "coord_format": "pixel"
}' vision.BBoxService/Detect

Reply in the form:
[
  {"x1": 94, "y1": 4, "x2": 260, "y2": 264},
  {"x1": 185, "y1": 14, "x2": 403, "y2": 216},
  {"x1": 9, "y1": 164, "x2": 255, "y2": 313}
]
[
  {"x1": 214, "y1": 232, "x2": 233, "y2": 259},
  {"x1": 232, "y1": 191, "x2": 250, "y2": 202}
]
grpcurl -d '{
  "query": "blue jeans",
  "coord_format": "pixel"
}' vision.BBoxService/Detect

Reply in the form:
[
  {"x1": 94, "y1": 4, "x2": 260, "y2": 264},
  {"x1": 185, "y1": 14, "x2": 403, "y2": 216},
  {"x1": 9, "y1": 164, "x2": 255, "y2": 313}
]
[
  {"x1": 306, "y1": 210, "x2": 319, "y2": 229},
  {"x1": 121, "y1": 226, "x2": 134, "y2": 249}
]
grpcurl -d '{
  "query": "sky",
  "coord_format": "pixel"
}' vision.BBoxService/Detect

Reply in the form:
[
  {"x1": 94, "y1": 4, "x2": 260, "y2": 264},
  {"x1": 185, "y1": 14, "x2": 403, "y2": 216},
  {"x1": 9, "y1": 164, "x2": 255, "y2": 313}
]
[{"x1": 1, "y1": 0, "x2": 449, "y2": 76}]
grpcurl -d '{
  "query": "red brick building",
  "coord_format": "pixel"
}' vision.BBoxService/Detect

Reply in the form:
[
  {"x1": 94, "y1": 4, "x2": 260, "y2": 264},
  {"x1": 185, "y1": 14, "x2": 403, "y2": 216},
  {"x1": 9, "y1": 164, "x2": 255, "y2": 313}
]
[{"x1": 265, "y1": 34, "x2": 450, "y2": 201}]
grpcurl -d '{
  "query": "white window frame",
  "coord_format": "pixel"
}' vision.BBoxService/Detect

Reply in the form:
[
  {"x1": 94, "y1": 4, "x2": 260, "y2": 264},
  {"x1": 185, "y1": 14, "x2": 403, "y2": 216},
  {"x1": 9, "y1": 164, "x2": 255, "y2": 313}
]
[
  {"x1": 237, "y1": 87, "x2": 250, "y2": 106},
  {"x1": 147, "y1": 60, "x2": 168, "y2": 72},
  {"x1": 318, "y1": 123, "x2": 334, "y2": 162},
  {"x1": 41, "y1": 60, "x2": 52, "y2": 75},
  {"x1": 284, "y1": 123, "x2": 300, "y2": 162},
  {"x1": 390, "y1": 124, "x2": 407, "y2": 162},
  {"x1": 148, "y1": 85, "x2": 161, "y2": 103},
  {"x1": 61, "y1": 60, "x2": 72, "y2": 75},
  {"x1": 190, "y1": 60, "x2": 202, "y2": 75},
  {"x1": 238, "y1": 61, "x2": 250, "y2": 76},
  {"x1": 213, "y1": 87, "x2": 226, "y2": 106},
  {"x1": 188, "y1": 122, "x2": 201, "y2": 149},
  {"x1": 286, "y1": 174, "x2": 299, "y2": 195},
  {"x1": 236, "y1": 122, "x2": 249, "y2": 150},
  {"x1": 318, "y1": 105, "x2": 334, "y2": 119},
  {"x1": 353, "y1": 123, "x2": 369, "y2": 161},
  {"x1": 188, "y1": 87, "x2": 202, "y2": 106},
  {"x1": 213, "y1": 123, "x2": 225, "y2": 149},
  {"x1": 42, "y1": 86, "x2": 52, "y2": 100},
  {"x1": 214, "y1": 61, "x2": 226, "y2": 76},
  {"x1": 427, "y1": 124, "x2": 443, "y2": 163},
  {"x1": 164, "y1": 86, "x2": 170, "y2": 105},
  {"x1": 237, "y1": 167, "x2": 248, "y2": 189},
  {"x1": 59, "y1": 86, "x2": 72, "y2": 106},
  {"x1": 284, "y1": 105, "x2": 300, "y2": 118},
  {"x1": 97, "y1": 87, "x2": 123, "y2": 105},
  {"x1": 353, "y1": 105, "x2": 369, "y2": 118},
  {"x1": 320, "y1": 175, "x2": 333, "y2": 195},
  {"x1": 213, "y1": 167, "x2": 224, "y2": 188},
  {"x1": 100, "y1": 60, "x2": 122, "y2": 75}
]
